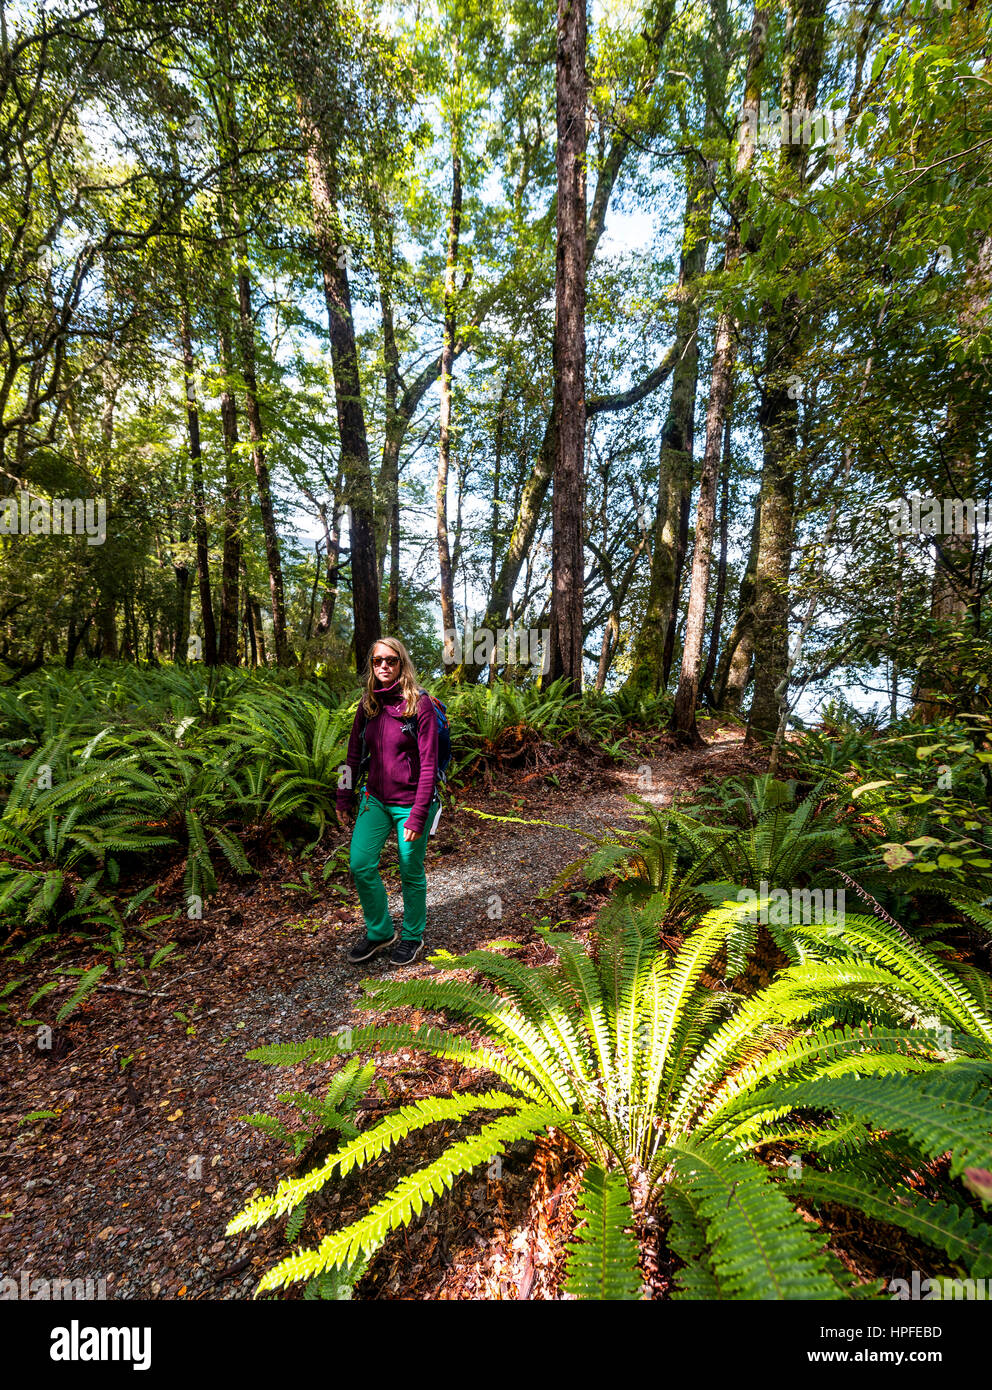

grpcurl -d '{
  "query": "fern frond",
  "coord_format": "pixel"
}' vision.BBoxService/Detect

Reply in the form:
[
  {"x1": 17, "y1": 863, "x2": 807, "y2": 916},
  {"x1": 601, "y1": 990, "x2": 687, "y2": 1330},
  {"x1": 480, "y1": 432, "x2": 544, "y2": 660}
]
[
  {"x1": 227, "y1": 1091, "x2": 534, "y2": 1237},
  {"x1": 285, "y1": 1200, "x2": 308, "y2": 1244},
  {"x1": 247, "y1": 1023, "x2": 553, "y2": 1104},
  {"x1": 662, "y1": 1186, "x2": 725, "y2": 1299},
  {"x1": 253, "y1": 1105, "x2": 561, "y2": 1290},
  {"x1": 786, "y1": 1168, "x2": 992, "y2": 1276},
  {"x1": 667, "y1": 1140, "x2": 844, "y2": 1299},
  {"x1": 563, "y1": 1165, "x2": 644, "y2": 1300},
  {"x1": 724, "y1": 1065, "x2": 992, "y2": 1176}
]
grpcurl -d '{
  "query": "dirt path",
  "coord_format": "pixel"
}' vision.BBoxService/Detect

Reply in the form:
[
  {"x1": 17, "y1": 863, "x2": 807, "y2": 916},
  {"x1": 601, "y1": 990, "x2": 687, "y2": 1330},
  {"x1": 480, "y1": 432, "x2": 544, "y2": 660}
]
[
  {"x1": 0, "y1": 729, "x2": 751, "y2": 1301},
  {"x1": 406, "y1": 733, "x2": 741, "y2": 951}
]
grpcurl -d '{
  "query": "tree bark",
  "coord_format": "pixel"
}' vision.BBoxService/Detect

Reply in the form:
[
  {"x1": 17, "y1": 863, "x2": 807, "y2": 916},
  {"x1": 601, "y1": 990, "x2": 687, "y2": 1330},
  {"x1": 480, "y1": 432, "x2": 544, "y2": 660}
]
[
  {"x1": 547, "y1": 0, "x2": 587, "y2": 694},
  {"x1": 670, "y1": 14, "x2": 764, "y2": 738},
  {"x1": 216, "y1": 319, "x2": 243, "y2": 666},
  {"x1": 299, "y1": 99, "x2": 381, "y2": 664},
  {"x1": 168, "y1": 131, "x2": 216, "y2": 665},
  {"x1": 437, "y1": 145, "x2": 462, "y2": 667},
  {"x1": 700, "y1": 412, "x2": 732, "y2": 703},
  {"x1": 96, "y1": 370, "x2": 118, "y2": 659},
  {"x1": 455, "y1": 0, "x2": 679, "y2": 683},
  {"x1": 623, "y1": 150, "x2": 719, "y2": 695},
  {"x1": 178, "y1": 293, "x2": 217, "y2": 665},
  {"x1": 712, "y1": 496, "x2": 760, "y2": 713},
  {"x1": 747, "y1": 0, "x2": 827, "y2": 742},
  {"x1": 217, "y1": 72, "x2": 292, "y2": 668},
  {"x1": 318, "y1": 466, "x2": 344, "y2": 635},
  {"x1": 235, "y1": 257, "x2": 292, "y2": 666}
]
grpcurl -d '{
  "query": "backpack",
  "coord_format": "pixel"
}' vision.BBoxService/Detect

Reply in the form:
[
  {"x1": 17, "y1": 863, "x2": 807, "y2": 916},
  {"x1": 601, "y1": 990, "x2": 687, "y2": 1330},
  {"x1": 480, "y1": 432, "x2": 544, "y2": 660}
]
[{"x1": 357, "y1": 688, "x2": 451, "y2": 794}]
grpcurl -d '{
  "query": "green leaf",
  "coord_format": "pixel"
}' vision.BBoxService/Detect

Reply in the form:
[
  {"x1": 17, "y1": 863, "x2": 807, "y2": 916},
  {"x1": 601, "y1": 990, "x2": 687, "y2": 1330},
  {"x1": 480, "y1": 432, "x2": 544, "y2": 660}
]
[
  {"x1": 55, "y1": 964, "x2": 107, "y2": 1023},
  {"x1": 852, "y1": 781, "x2": 893, "y2": 798}
]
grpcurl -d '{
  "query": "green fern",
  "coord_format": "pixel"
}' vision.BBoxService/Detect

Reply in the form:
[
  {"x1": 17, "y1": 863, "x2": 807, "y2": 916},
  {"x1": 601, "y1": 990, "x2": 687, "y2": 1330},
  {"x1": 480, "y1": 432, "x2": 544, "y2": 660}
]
[
  {"x1": 228, "y1": 890, "x2": 992, "y2": 1297},
  {"x1": 563, "y1": 1166, "x2": 644, "y2": 1300}
]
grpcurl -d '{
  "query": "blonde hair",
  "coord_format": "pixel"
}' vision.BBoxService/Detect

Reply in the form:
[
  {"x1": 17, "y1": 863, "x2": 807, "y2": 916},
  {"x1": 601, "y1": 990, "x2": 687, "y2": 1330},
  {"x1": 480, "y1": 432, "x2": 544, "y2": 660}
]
[{"x1": 362, "y1": 636, "x2": 421, "y2": 718}]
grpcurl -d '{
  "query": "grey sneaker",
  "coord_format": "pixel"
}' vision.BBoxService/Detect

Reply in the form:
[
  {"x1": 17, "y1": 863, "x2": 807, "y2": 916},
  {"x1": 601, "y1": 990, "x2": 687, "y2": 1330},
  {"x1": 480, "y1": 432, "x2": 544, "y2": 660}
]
[
  {"x1": 347, "y1": 932, "x2": 397, "y2": 964},
  {"x1": 389, "y1": 939, "x2": 424, "y2": 967}
]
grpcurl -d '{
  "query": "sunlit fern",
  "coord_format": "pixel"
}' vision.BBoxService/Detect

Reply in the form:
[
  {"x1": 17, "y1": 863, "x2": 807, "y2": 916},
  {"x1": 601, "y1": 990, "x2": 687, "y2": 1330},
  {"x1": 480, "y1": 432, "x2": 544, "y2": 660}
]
[{"x1": 227, "y1": 895, "x2": 992, "y2": 1299}]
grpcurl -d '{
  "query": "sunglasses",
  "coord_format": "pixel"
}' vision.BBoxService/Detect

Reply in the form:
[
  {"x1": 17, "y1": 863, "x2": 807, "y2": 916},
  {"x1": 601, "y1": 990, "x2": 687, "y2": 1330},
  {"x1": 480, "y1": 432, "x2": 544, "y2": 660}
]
[{"x1": 372, "y1": 655, "x2": 399, "y2": 667}]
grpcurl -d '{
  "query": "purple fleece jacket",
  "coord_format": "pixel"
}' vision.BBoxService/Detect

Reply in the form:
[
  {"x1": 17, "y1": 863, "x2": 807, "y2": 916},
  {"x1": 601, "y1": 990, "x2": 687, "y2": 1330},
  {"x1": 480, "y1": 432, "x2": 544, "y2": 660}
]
[{"x1": 336, "y1": 680, "x2": 438, "y2": 835}]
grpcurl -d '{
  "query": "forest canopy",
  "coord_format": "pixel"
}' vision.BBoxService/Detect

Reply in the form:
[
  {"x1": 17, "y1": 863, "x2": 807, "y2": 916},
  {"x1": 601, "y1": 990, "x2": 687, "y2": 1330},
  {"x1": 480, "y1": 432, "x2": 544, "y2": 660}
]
[{"x1": 0, "y1": 0, "x2": 988, "y2": 741}]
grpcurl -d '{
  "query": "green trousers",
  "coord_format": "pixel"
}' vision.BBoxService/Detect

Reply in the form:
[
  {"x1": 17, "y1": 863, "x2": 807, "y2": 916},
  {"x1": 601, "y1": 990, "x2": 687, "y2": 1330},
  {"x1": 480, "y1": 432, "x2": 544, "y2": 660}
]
[{"x1": 349, "y1": 789, "x2": 437, "y2": 942}]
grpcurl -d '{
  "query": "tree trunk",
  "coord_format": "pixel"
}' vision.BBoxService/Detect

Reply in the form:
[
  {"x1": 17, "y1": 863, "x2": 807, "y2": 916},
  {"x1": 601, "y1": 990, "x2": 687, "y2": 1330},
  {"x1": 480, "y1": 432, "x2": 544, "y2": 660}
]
[
  {"x1": 712, "y1": 497, "x2": 760, "y2": 713},
  {"x1": 372, "y1": 209, "x2": 403, "y2": 595},
  {"x1": 387, "y1": 495, "x2": 400, "y2": 631},
  {"x1": 672, "y1": 35, "x2": 766, "y2": 739},
  {"x1": 624, "y1": 153, "x2": 717, "y2": 695},
  {"x1": 671, "y1": 9, "x2": 764, "y2": 737},
  {"x1": 217, "y1": 320, "x2": 243, "y2": 666},
  {"x1": 437, "y1": 146, "x2": 462, "y2": 667},
  {"x1": 547, "y1": 0, "x2": 587, "y2": 695},
  {"x1": 455, "y1": 2, "x2": 679, "y2": 683},
  {"x1": 174, "y1": 559, "x2": 191, "y2": 662},
  {"x1": 490, "y1": 375, "x2": 507, "y2": 601},
  {"x1": 299, "y1": 100, "x2": 381, "y2": 665},
  {"x1": 595, "y1": 611, "x2": 618, "y2": 691},
  {"x1": 96, "y1": 370, "x2": 118, "y2": 659},
  {"x1": 235, "y1": 257, "x2": 292, "y2": 666},
  {"x1": 913, "y1": 229, "x2": 992, "y2": 719},
  {"x1": 661, "y1": 476, "x2": 694, "y2": 690},
  {"x1": 169, "y1": 131, "x2": 217, "y2": 665},
  {"x1": 178, "y1": 294, "x2": 217, "y2": 665},
  {"x1": 65, "y1": 613, "x2": 93, "y2": 669},
  {"x1": 747, "y1": 0, "x2": 827, "y2": 743},
  {"x1": 218, "y1": 71, "x2": 292, "y2": 669},
  {"x1": 700, "y1": 412, "x2": 732, "y2": 703},
  {"x1": 243, "y1": 574, "x2": 267, "y2": 668},
  {"x1": 317, "y1": 464, "x2": 344, "y2": 635},
  {"x1": 670, "y1": 360, "x2": 728, "y2": 741}
]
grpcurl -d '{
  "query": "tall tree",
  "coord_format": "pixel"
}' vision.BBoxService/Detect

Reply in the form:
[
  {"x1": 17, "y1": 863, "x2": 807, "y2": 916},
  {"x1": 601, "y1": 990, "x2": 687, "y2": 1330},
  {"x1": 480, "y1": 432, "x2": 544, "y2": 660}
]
[
  {"x1": 216, "y1": 316, "x2": 243, "y2": 666},
  {"x1": 299, "y1": 92, "x2": 382, "y2": 663},
  {"x1": 670, "y1": 5, "x2": 764, "y2": 740},
  {"x1": 623, "y1": 164, "x2": 714, "y2": 696},
  {"x1": 547, "y1": 0, "x2": 587, "y2": 693},
  {"x1": 746, "y1": 0, "x2": 827, "y2": 741},
  {"x1": 458, "y1": 0, "x2": 680, "y2": 682},
  {"x1": 437, "y1": 113, "x2": 464, "y2": 666}
]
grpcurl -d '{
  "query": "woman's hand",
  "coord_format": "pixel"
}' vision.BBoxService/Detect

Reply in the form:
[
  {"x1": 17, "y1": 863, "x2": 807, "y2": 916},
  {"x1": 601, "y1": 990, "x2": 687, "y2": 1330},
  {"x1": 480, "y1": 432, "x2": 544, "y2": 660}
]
[{"x1": 402, "y1": 824, "x2": 419, "y2": 842}]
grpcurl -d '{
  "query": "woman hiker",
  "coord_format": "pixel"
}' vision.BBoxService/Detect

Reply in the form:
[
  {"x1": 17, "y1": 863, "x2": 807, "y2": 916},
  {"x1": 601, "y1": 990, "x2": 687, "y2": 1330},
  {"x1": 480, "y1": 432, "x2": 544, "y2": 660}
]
[{"x1": 336, "y1": 636, "x2": 440, "y2": 968}]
